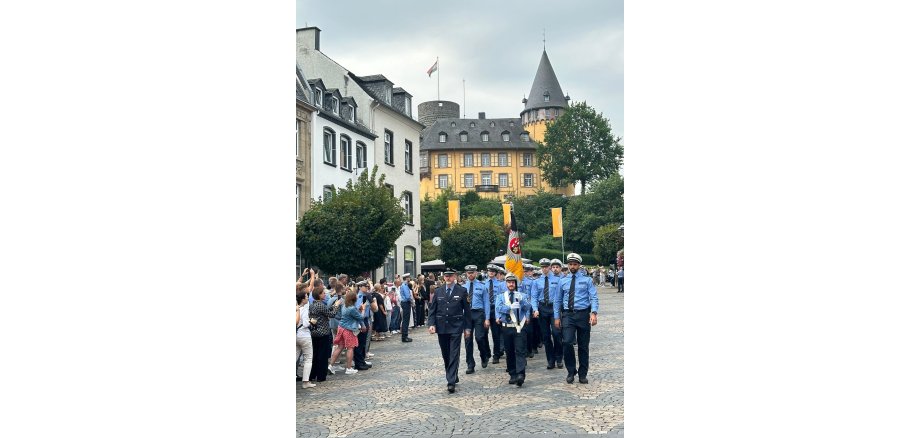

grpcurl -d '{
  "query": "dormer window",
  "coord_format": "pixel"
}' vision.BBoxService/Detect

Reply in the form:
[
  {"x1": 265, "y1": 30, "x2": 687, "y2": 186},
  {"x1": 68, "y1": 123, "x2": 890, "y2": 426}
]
[
  {"x1": 332, "y1": 97, "x2": 339, "y2": 115},
  {"x1": 470, "y1": 122, "x2": 476, "y2": 128},
  {"x1": 501, "y1": 131, "x2": 510, "y2": 142},
  {"x1": 450, "y1": 122, "x2": 456, "y2": 127},
  {"x1": 385, "y1": 89, "x2": 391, "y2": 104},
  {"x1": 348, "y1": 105, "x2": 355, "y2": 122},
  {"x1": 489, "y1": 121, "x2": 495, "y2": 128},
  {"x1": 459, "y1": 131, "x2": 468, "y2": 142},
  {"x1": 521, "y1": 132, "x2": 530, "y2": 142},
  {"x1": 405, "y1": 97, "x2": 412, "y2": 116},
  {"x1": 439, "y1": 132, "x2": 447, "y2": 143},
  {"x1": 314, "y1": 88, "x2": 321, "y2": 105},
  {"x1": 543, "y1": 91, "x2": 550, "y2": 102},
  {"x1": 481, "y1": 131, "x2": 490, "y2": 142}
]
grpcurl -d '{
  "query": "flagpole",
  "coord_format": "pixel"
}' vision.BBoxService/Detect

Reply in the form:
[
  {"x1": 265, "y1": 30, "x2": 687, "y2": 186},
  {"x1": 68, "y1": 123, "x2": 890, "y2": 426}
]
[{"x1": 437, "y1": 56, "x2": 440, "y2": 101}]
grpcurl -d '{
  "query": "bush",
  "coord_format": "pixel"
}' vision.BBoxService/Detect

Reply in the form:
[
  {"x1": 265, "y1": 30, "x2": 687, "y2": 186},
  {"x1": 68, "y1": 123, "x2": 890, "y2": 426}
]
[{"x1": 440, "y1": 216, "x2": 505, "y2": 269}]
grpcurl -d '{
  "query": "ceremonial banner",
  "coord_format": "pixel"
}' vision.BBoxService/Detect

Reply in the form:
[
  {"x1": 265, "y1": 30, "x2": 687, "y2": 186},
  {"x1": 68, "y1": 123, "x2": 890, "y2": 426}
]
[
  {"x1": 551, "y1": 207, "x2": 563, "y2": 237},
  {"x1": 504, "y1": 204, "x2": 524, "y2": 280},
  {"x1": 502, "y1": 203, "x2": 511, "y2": 227},
  {"x1": 448, "y1": 200, "x2": 460, "y2": 226}
]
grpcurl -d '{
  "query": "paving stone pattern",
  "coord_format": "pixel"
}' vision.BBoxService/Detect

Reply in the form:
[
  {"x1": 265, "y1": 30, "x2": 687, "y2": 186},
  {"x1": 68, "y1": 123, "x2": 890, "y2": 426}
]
[{"x1": 297, "y1": 286, "x2": 624, "y2": 437}]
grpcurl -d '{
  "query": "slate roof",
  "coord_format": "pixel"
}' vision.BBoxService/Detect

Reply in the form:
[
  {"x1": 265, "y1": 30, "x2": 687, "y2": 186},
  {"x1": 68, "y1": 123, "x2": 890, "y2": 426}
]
[
  {"x1": 356, "y1": 74, "x2": 391, "y2": 83},
  {"x1": 522, "y1": 50, "x2": 569, "y2": 113},
  {"x1": 421, "y1": 118, "x2": 535, "y2": 151},
  {"x1": 393, "y1": 87, "x2": 412, "y2": 97},
  {"x1": 349, "y1": 72, "x2": 425, "y2": 129}
]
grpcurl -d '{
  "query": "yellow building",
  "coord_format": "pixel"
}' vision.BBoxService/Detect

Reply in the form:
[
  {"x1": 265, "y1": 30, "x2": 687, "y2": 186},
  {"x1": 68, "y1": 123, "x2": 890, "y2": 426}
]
[{"x1": 418, "y1": 50, "x2": 575, "y2": 200}]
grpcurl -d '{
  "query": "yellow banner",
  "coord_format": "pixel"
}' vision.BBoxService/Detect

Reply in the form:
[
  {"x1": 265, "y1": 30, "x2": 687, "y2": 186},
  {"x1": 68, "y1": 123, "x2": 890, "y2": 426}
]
[
  {"x1": 502, "y1": 203, "x2": 511, "y2": 226},
  {"x1": 552, "y1": 207, "x2": 563, "y2": 237},
  {"x1": 448, "y1": 200, "x2": 460, "y2": 226}
]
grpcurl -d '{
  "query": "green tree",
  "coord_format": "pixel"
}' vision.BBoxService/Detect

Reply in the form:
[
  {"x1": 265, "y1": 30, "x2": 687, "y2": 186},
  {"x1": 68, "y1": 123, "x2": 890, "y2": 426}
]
[
  {"x1": 420, "y1": 238, "x2": 441, "y2": 262},
  {"x1": 296, "y1": 166, "x2": 405, "y2": 276},
  {"x1": 562, "y1": 172, "x2": 625, "y2": 254},
  {"x1": 440, "y1": 216, "x2": 505, "y2": 269},
  {"x1": 537, "y1": 101, "x2": 623, "y2": 195},
  {"x1": 593, "y1": 223, "x2": 624, "y2": 265},
  {"x1": 514, "y1": 190, "x2": 569, "y2": 237}
]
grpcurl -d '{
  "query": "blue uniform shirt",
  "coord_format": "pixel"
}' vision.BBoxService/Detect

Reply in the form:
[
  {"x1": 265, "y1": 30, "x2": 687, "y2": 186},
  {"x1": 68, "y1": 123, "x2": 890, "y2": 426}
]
[
  {"x1": 483, "y1": 277, "x2": 507, "y2": 310},
  {"x1": 461, "y1": 279, "x2": 490, "y2": 320},
  {"x1": 520, "y1": 276, "x2": 534, "y2": 300},
  {"x1": 399, "y1": 283, "x2": 413, "y2": 303},
  {"x1": 355, "y1": 292, "x2": 373, "y2": 327},
  {"x1": 554, "y1": 271, "x2": 599, "y2": 319},
  {"x1": 495, "y1": 289, "x2": 533, "y2": 324},
  {"x1": 530, "y1": 271, "x2": 560, "y2": 310}
]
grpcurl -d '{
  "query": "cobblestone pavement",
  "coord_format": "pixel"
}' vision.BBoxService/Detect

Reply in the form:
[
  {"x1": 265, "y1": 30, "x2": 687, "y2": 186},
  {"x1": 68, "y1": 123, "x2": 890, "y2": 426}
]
[{"x1": 297, "y1": 285, "x2": 623, "y2": 437}]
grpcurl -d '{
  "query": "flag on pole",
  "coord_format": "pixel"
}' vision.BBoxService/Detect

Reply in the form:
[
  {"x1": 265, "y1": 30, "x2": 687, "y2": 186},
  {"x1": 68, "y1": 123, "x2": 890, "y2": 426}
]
[
  {"x1": 504, "y1": 204, "x2": 524, "y2": 281},
  {"x1": 552, "y1": 207, "x2": 563, "y2": 237},
  {"x1": 427, "y1": 59, "x2": 438, "y2": 77},
  {"x1": 502, "y1": 203, "x2": 511, "y2": 227},
  {"x1": 448, "y1": 200, "x2": 460, "y2": 226}
]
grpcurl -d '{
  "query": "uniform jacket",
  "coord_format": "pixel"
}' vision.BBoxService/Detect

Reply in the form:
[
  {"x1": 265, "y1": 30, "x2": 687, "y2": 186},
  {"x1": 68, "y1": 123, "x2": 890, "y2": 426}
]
[{"x1": 428, "y1": 283, "x2": 473, "y2": 335}]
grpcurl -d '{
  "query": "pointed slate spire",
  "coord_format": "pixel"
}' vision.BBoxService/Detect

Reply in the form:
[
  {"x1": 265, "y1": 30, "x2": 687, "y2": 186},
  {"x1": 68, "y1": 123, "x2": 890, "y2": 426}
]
[{"x1": 522, "y1": 50, "x2": 568, "y2": 112}]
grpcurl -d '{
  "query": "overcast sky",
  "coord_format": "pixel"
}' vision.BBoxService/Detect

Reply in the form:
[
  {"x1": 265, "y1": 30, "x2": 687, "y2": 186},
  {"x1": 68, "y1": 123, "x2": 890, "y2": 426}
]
[{"x1": 296, "y1": 0, "x2": 624, "y2": 139}]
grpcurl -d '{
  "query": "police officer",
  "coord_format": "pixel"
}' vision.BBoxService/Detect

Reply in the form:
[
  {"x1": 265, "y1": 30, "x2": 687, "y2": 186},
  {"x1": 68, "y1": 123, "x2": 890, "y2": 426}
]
[
  {"x1": 428, "y1": 268, "x2": 472, "y2": 393},
  {"x1": 461, "y1": 265, "x2": 491, "y2": 374},
  {"x1": 484, "y1": 264, "x2": 507, "y2": 363},
  {"x1": 531, "y1": 258, "x2": 563, "y2": 369},
  {"x1": 554, "y1": 253, "x2": 599, "y2": 384},
  {"x1": 399, "y1": 273, "x2": 414, "y2": 342},
  {"x1": 495, "y1": 273, "x2": 532, "y2": 387},
  {"x1": 520, "y1": 264, "x2": 539, "y2": 358}
]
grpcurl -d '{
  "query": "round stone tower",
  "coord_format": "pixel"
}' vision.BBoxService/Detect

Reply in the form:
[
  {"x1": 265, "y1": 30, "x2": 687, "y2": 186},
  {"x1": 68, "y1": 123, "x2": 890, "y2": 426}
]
[{"x1": 417, "y1": 100, "x2": 460, "y2": 127}]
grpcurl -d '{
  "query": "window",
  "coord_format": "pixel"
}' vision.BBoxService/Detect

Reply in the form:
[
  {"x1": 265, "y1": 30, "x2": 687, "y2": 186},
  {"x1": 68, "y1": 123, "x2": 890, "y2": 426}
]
[
  {"x1": 463, "y1": 153, "x2": 473, "y2": 167},
  {"x1": 437, "y1": 154, "x2": 448, "y2": 168},
  {"x1": 420, "y1": 152, "x2": 428, "y2": 169},
  {"x1": 332, "y1": 97, "x2": 339, "y2": 114},
  {"x1": 295, "y1": 120, "x2": 300, "y2": 157},
  {"x1": 463, "y1": 173, "x2": 474, "y2": 188},
  {"x1": 521, "y1": 132, "x2": 530, "y2": 142},
  {"x1": 384, "y1": 130, "x2": 394, "y2": 165},
  {"x1": 404, "y1": 98, "x2": 411, "y2": 116},
  {"x1": 405, "y1": 140, "x2": 413, "y2": 173},
  {"x1": 539, "y1": 108, "x2": 545, "y2": 119},
  {"x1": 384, "y1": 247, "x2": 396, "y2": 282},
  {"x1": 499, "y1": 173, "x2": 509, "y2": 187},
  {"x1": 384, "y1": 183, "x2": 394, "y2": 198},
  {"x1": 340, "y1": 135, "x2": 352, "y2": 170},
  {"x1": 459, "y1": 131, "x2": 468, "y2": 142},
  {"x1": 523, "y1": 153, "x2": 533, "y2": 167},
  {"x1": 490, "y1": 121, "x2": 495, "y2": 127},
  {"x1": 439, "y1": 132, "x2": 447, "y2": 143},
  {"x1": 502, "y1": 131, "x2": 510, "y2": 142},
  {"x1": 481, "y1": 172, "x2": 492, "y2": 185},
  {"x1": 481, "y1": 153, "x2": 491, "y2": 167},
  {"x1": 481, "y1": 131, "x2": 490, "y2": 142},
  {"x1": 349, "y1": 105, "x2": 355, "y2": 122},
  {"x1": 403, "y1": 246, "x2": 416, "y2": 277},
  {"x1": 402, "y1": 192, "x2": 413, "y2": 224},
  {"x1": 498, "y1": 152, "x2": 508, "y2": 167},
  {"x1": 296, "y1": 184, "x2": 301, "y2": 220},
  {"x1": 438, "y1": 175, "x2": 449, "y2": 188},
  {"x1": 523, "y1": 173, "x2": 534, "y2": 187},
  {"x1": 544, "y1": 91, "x2": 550, "y2": 102},
  {"x1": 314, "y1": 88, "x2": 321, "y2": 106},
  {"x1": 450, "y1": 121, "x2": 456, "y2": 127},
  {"x1": 470, "y1": 122, "x2": 476, "y2": 128},
  {"x1": 356, "y1": 142, "x2": 367, "y2": 169},
  {"x1": 323, "y1": 128, "x2": 336, "y2": 165},
  {"x1": 323, "y1": 185, "x2": 334, "y2": 200},
  {"x1": 385, "y1": 89, "x2": 391, "y2": 104}
]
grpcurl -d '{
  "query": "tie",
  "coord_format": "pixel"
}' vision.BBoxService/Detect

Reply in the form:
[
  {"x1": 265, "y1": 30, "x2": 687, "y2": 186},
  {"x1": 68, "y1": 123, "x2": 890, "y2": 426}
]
[
  {"x1": 489, "y1": 280, "x2": 494, "y2": 306},
  {"x1": 513, "y1": 292, "x2": 520, "y2": 323},
  {"x1": 447, "y1": 286, "x2": 452, "y2": 297},
  {"x1": 543, "y1": 276, "x2": 549, "y2": 304},
  {"x1": 568, "y1": 274, "x2": 577, "y2": 311}
]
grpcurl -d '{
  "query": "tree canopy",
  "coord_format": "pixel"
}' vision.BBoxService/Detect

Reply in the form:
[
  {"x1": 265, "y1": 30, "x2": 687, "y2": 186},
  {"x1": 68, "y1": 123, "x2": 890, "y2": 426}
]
[
  {"x1": 296, "y1": 166, "x2": 406, "y2": 276},
  {"x1": 537, "y1": 101, "x2": 623, "y2": 194},
  {"x1": 593, "y1": 223, "x2": 624, "y2": 266},
  {"x1": 440, "y1": 216, "x2": 505, "y2": 269}
]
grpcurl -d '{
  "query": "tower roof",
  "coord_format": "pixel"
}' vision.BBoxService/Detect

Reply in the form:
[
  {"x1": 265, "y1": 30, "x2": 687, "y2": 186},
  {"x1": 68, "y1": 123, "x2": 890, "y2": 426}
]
[{"x1": 522, "y1": 50, "x2": 569, "y2": 113}]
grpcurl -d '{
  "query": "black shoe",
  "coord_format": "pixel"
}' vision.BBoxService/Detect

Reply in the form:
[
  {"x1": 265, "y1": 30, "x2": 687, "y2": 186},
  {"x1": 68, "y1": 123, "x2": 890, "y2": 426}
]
[
  {"x1": 538, "y1": 343, "x2": 544, "y2": 348},
  {"x1": 579, "y1": 377, "x2": 589, "y2": 384},
  {"x1": 492, "y1": 357, "x2": 500, "y2": 364},
  {"x1": 508, "y1": 376, "x2": 517, "y2": 385},
  {"x1": 465, "y1": 368, "x2": 475, "y2": 374},
  {"x1": 482, "y1": 360, "x2": 488, "y2": 369},
  {"x1": 557, "y1": 361, "x2": 564, "y2": 368},
  {"x1": 528, "y1": 351, "x2": 534, "y2": 358},
  {"x1": 566, "y1": 375, "x2": 575, "y2": 384},
  {"x1": 356, "y1": 364, "x2": 371, "y2": 371},
  {"x1": 447, "y1": 384, "x2": 456, "y2": 393},
  {"x1": 547, "y1": 364, "x2": 556, "y2": 369},
  {"x1": 402, "y1": 337, "x2": 413, "y2": 342},
  {"x1": 516, "y1": 376, "x2": 525, "y2": 387}
]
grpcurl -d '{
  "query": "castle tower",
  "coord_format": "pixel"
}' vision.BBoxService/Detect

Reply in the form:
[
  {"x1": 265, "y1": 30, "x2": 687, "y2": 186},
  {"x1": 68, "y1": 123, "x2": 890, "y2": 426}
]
[{"x1": 520, "y1": 50, "x2": 570, "y2": 144}]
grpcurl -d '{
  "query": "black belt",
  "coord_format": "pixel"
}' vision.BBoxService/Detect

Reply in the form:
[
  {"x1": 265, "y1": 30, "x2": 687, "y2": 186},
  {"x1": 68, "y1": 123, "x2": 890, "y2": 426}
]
[
  {"x1": 563, "y1": 308, "x2": 590, "y2": 313},
  {"x1": 539, "y1": 302, "x2": 552, "y2": 306},
  {"x1": 471, "y1": 307, "x2": 484, "y2": 311}
]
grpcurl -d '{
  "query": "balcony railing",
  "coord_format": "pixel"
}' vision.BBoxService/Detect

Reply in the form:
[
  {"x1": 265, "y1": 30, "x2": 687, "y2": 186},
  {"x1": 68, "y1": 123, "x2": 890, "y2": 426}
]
[{"x1": 475, "y1": 184, "x2": 499, "y2": 193}]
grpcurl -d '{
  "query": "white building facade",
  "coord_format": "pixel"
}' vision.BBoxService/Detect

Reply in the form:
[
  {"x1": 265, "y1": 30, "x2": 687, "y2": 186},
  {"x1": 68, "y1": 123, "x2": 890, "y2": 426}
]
[{"x1": 297, "y1": 26, "x2": 423, "y2": 281}]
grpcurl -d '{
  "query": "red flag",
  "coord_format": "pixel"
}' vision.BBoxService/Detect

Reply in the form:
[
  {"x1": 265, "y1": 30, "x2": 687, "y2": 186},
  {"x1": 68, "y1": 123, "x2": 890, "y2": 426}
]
[{"x1": 427, "y1": 60, "x2": 438, "y2": 77}]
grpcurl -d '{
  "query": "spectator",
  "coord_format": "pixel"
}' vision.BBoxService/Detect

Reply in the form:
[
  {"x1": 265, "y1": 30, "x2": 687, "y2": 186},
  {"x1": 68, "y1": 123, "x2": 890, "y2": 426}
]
[
  {"x1": 296, "y1": 291, "x2": 314, "y2": 388},
  {"x1": 308, "y1": 283, "x2": 339, "y2": 384},
  {"x1": 329, "y1": 290, "x2": 363, "y2": 375},
  {"x1": 416, "y1": 274, "x2": 429, "y2": 327},
  {"x1": 388, "y1": 285, "x2": 401, "y2": 334},
  {"x1": 372, "y1": 284, "x2": 389, "y2": 341},
  {"x1": 617, "y1": 267, "x2": 624, "y2": 293}
]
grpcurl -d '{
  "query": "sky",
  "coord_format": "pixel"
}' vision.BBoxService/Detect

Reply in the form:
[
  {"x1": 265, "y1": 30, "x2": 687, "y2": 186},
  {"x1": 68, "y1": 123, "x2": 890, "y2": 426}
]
[{"x1": 296, "y1": 0, "x2": 624, "y2": 139}]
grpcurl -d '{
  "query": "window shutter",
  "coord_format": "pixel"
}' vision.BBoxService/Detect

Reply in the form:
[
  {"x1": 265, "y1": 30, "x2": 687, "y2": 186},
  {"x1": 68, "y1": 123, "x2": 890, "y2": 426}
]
[{"x1": 520, "y1": 173, "x2": 525, "y2": 187}]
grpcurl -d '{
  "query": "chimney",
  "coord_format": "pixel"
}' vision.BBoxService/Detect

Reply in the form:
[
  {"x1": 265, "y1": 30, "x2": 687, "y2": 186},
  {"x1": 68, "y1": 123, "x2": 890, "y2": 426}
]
[
  {"x1": 297, "y1": 27, "x2": 321, "y2": 51},
  {"x1": 478, "y1": 112, "x2": 486, "y2": 119}
]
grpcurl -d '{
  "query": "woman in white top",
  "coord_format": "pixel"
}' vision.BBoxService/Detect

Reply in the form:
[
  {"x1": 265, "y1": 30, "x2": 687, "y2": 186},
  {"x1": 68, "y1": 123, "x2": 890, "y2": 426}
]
[{"x1": 296, "y1": 291, "x2": 315, "y2": 389}]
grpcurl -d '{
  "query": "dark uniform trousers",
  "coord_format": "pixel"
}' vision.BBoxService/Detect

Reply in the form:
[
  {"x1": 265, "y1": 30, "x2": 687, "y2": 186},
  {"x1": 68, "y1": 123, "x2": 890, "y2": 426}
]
[
  {"x1": 465, "y1": 309, "x2": 491, "y2": 369},
  {"x1": 561, "y1": 309, "x2": 592, "y2": 378},
  {"x1": 539, "y1": 303, "x2": 563, "y2": 365},
  {"x1": 527, "y1": 314, "x2": 541, "y2": 353},
  {"x1": 400, "y1": 301, "x2": 413, "y2": 337},
  {"x1": 354, "y1": 324, "x2": 369, "y2": 368},
  {"x1": 502, "y1": 325, "x2": 528, "y2": 378},
  {"x1": 439, "y1": 333, "x2": 463, "y2": 385},
  {"x1": 489, "y1": 306, "x2": 504, "y2": 358}
]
